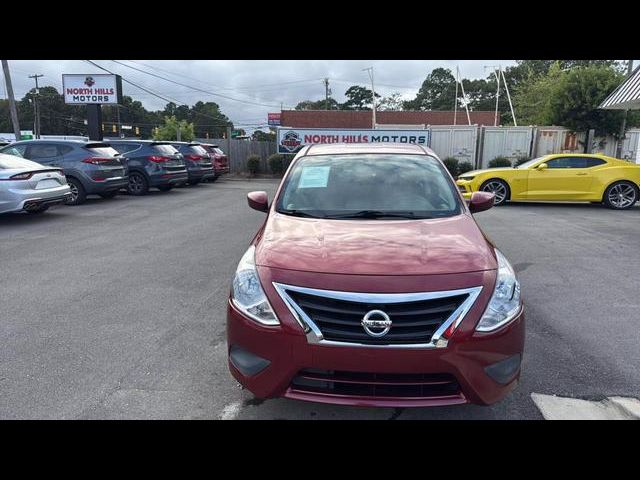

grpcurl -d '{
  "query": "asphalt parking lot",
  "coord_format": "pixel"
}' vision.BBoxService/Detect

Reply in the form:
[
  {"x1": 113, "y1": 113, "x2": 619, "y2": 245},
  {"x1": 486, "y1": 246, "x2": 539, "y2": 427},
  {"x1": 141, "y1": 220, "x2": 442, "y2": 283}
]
[{"x1": 1, "y1": 177, "x2": 639, "y2": 419}]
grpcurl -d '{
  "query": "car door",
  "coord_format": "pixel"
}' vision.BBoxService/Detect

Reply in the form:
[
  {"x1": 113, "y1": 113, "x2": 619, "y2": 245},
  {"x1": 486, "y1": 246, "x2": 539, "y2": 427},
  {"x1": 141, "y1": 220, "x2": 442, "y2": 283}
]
[
  {"x1": 525, "y1": 157, "x2": 598, "y2": 200},
  {"x1": 24, "y1": 143, "x2": 64, "y2": 168}
]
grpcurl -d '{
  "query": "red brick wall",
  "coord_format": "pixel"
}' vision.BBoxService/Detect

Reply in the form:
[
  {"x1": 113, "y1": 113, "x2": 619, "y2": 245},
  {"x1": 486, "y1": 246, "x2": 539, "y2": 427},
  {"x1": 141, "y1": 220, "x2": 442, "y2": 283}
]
[{"x1": 280, "y1": 110, "x2": 497, "y2": 128}]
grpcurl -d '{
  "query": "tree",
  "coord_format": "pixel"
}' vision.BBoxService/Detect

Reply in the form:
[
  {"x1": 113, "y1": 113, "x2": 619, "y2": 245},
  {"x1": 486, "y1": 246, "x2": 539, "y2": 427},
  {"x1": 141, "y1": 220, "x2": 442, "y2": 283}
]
[
  {"x1": 377, "y1": 92, "x2": 404, "y2": 111},
  {"x1": 295, "y1": 98, "x2": 340, "y2": 110},
  {"x1": 513, "y1": 62, "x2": 637, "y2": 136},
  {"x1": 341, "y1": 85, "x2": 380, "y2": 110},
  {"x1": 153, "y1": 115, "x2": 195, "y2": 141},
  {"x1": 547, "y1": 65, "x2": 629, "y2": 136},
  {"x1": 403, "y1": 68, "x2": 457, "y2": 111},
  {"x1": 190, "y1": 101, "x2": 232, "y2": 138},
  {"x1": 252, "y1": 129, "x2": 276, "y2": 141}
]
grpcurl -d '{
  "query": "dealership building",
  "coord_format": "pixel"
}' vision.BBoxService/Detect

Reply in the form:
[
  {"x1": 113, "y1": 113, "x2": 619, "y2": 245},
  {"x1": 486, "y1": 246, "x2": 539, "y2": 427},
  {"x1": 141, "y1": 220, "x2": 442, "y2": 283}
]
[{"x1": 279, "y1": 110, "x2": 497, "y2": 129}]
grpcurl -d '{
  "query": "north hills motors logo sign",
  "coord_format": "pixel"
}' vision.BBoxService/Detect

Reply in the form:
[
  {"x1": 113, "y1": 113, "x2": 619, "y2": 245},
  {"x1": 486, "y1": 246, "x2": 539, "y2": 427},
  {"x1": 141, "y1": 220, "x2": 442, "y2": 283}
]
[
  {"x1": 62, "y1": 74, "x2": 122, "y2": 105},
  {"x1": 280, "y1": 131, "x2": 302, "y2": 153},
  {"x1": 277, "y1": 128, "x2": 430, "y2": 154}
]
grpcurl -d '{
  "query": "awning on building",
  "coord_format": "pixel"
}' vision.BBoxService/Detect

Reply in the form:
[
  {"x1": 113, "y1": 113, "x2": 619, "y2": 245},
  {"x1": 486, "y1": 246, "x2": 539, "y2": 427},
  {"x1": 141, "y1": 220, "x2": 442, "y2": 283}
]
[{"x1": 600, "y1": 65, "x2": 640, "y2": 110}]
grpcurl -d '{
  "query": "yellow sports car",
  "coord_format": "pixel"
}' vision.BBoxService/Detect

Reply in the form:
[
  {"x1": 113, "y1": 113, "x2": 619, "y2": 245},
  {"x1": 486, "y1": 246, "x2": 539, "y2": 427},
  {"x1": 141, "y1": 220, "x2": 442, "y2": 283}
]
[{"x1": 456, "y1": 154, "x2": 640, "y2": 210}]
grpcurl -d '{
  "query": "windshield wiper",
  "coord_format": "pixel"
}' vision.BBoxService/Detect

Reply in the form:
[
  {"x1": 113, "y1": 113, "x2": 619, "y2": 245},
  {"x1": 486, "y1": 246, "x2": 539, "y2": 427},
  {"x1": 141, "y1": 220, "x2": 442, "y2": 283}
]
[
  {"x1": 277, "y1": 209, "x2": 321, "y2": 218},
  {"x1": 324, "y1": 210, "x2": 427, "y2": 219}
]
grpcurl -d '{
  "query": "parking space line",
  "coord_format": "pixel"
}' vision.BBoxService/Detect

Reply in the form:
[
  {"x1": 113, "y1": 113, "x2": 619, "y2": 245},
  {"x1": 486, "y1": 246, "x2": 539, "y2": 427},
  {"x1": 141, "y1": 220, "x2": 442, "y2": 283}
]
[
  {"x1": 219, "y1": 401, "x2": 243, "y2": 420},
  {"x1": 531, "y1": 393, "x2": 640, "y2": 420}
]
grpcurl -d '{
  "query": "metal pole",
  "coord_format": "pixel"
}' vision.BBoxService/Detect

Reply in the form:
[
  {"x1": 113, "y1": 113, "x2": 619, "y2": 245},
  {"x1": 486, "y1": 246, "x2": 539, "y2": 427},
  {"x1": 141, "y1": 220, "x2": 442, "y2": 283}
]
[
  {"x1": 371, "y1": 67, "x2": 376, "y2": 128},
  {"x1": 363, "y1": 67, "x2": 376, "y2": 128},
  {"x1": 324, "y1": 78, "x2": 330, "y2": 110},
  {"x1": 458, "y1": 75, "x2": 472, "y2": 126},
  {"x1": 494, "y1": 68, "x2": 501, "y2": 126},
  {"x1": 616, "y1": 60, "x2": 634, "y2": 159},
  {"x1": 2, "y1": 60, "x2": 21, "y2": 139},
  {"x1": 116, "y1": 104, "x2": 122, "y2": 138},
  {"x1": 29, "y1": 74, "x2": 43, "y2": 138},
  {"x1": 500, "y1": 67, "x2": 517, "y2": 127},
  {"x1": 454, "y1": 66, "x2": 459, "y2": 126}
]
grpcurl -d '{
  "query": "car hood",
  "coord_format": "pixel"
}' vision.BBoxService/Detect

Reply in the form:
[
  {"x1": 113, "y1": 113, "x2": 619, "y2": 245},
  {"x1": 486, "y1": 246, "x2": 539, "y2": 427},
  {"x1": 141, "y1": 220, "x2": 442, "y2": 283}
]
[
  {"x1": 459, "y1": 167, "x2": 515, "y2": 178},
  {"x1": 255, "y1": 212, "x2": 496, "y2": 275}
]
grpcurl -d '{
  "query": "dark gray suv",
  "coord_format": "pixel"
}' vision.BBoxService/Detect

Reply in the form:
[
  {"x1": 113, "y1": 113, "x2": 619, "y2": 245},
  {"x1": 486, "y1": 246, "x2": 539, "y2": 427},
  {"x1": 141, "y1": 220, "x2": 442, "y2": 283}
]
[
  {"x1": 0, "y1": 140, "x2": 128, "y2": 205},
  {"x1": 108, "y1": 140, "x2": 188, "y2": 195},
  {"x1": 170, "y1": 142, "x2": 216, "y2": 185}
]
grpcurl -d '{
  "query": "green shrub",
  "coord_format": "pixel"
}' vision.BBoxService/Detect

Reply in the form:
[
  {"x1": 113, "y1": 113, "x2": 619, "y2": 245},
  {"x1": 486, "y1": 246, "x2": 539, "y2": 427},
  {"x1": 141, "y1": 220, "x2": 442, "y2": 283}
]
[
  {"x1": 488, "y1": 156, "x2": 512, "y2": 168},
  {"x1": 514, "y1": 156, "x2": 531, "y2": 166},
  {"x1": 457, "y1": 161, "x2": 474, "y2": 175},
  {"x1": 247, "y1": 154, "x2": 261, "y2": 175},
  {"x1": 268, "y1": 153, "x2": 285, "y2": 175},
  {"x1": 442, "y1": 157, "x2": 459, "y2": 176}
]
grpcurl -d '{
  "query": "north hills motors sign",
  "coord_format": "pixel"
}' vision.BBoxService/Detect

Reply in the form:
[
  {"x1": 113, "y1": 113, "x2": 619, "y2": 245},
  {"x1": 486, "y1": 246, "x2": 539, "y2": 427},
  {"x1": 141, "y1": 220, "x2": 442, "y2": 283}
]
[
  {"x1": 62, "y1": 74, "x2": 123, "y2": 105},
  {"x1": 277, "y1": 128, "x2": 430, "y2": 154}
]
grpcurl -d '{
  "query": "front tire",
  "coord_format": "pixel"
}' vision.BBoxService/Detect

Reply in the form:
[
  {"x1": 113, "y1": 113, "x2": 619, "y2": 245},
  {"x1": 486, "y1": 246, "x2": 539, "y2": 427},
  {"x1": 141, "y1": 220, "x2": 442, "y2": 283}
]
[
  {"x1": 480, "y1": 179, "x2": 510, "y2": 206},
  {"x1": 128, "y1": 172, "x2": 149, "y2": 196},
  {"x1": 603, "y1": 181, "x2": 639, "y2": 210},
  {"x1": 66, "y1": 178, "x2": 87, "y2": 205}
]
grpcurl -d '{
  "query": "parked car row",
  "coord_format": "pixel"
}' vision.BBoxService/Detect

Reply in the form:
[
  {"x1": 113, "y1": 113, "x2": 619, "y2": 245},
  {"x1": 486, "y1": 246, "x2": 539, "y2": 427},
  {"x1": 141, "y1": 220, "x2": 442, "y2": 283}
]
[{"x1": 0, "y1": 139, "x2": 229, "y2": 214}]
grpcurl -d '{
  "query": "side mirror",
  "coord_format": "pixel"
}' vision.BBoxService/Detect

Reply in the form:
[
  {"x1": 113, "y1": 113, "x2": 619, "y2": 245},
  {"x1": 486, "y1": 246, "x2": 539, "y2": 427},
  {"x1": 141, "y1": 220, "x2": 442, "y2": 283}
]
[
  {"x1": 469, "y1": 191, "x2": 494, "y2": 213},
  {"x1": 536, "y1": 163, "x2": 548, "y2": 171},
  {"x1": 247, "y1": 191, "x2": 269, "y2": 212}
]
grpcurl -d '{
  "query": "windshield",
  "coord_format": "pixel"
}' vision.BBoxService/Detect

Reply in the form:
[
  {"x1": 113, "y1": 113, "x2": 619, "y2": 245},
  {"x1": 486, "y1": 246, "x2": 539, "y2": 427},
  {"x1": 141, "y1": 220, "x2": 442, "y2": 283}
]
[
  {"x1": 516, "y1": 156, "x2": 547, "y2": 169},
  {"x1": 152, "y1": 144, "x2": 179, "y2": 155},
  {"x1": 213, "y1": 147, "x2": 225, "y2": 155},
  {"x1": 86, "y1": 145, "x2": 120, "y2": 157},
  {"x1": 186, "y1": 145, "x2": 208, "y2": 156},
  {"x1": 275, "y1": 154, "x2": 461, "y2": 220}
]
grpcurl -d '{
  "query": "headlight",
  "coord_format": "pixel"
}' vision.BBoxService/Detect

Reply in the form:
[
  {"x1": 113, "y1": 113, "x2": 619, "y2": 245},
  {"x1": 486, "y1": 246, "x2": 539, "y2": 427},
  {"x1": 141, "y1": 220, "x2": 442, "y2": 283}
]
[
  {"x1": 476, "y1": 249, "x2": 521, "y2": 332},
  {"x1": 458, "y1": 176, "x2": 475, "y2": 181},
  {"x1": 231, "y1": 245, "x2": 279, "y2": 325}
]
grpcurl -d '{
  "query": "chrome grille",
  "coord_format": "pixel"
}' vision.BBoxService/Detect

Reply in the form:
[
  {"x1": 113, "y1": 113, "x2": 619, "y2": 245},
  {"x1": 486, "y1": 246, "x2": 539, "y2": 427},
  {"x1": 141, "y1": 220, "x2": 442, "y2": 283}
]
[{"x1": 273, "y1": 283, "x2": 482, "y2": 348}]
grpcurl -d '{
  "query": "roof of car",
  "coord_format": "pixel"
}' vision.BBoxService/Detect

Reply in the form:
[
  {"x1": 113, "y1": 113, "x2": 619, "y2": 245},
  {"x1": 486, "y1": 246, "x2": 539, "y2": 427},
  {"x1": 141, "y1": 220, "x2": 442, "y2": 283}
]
[
  {"x1": 9, "y1": 139, "x2": 94, "y2": 145},
  {"x1": 108, "y1": 139, "x2": 172, "y2": 144},
  {"x1": 302, "y1": 142, "x2": 436, "y2": 157}
]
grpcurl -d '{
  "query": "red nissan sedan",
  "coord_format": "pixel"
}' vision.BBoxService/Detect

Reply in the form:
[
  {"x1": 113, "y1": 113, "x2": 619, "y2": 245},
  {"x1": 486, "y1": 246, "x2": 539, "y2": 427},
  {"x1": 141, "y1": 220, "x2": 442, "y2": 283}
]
[{"x1": 227, "y1": 143, "x2": 524, "y2": 407}]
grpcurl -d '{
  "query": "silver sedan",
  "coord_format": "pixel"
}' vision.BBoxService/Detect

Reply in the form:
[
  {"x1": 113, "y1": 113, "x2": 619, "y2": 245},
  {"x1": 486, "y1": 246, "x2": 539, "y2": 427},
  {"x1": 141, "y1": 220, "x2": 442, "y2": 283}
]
[{"x1": 0, "y1": 153, "x2": 72, "y2": 214}]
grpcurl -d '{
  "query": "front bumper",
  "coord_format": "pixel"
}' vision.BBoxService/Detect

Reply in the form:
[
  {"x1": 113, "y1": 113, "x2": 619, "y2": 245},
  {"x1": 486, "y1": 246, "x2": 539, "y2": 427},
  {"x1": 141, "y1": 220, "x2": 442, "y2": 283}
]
[
  {"x1": 226, "y1": 268, "x2": 525, "y2": 408},
  {"x1": 456, "y1": 180, "x2": 474, "y2": 200}
]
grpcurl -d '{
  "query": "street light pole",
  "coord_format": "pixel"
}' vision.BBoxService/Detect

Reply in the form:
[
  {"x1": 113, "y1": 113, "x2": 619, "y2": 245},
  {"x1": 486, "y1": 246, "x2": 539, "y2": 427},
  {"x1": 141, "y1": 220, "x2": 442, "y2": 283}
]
[
  {"x1": 28, "y1": 74, "x2": 44, "y2": 139},
  {"x1": 363, "y1": 67, "x2": 376, "y2": 128}
]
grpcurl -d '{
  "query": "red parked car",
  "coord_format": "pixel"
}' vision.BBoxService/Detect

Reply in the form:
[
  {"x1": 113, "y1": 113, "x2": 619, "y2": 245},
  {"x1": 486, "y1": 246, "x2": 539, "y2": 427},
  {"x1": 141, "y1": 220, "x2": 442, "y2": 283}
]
[
  {"x1": 227, "y1": 143, "x2": 524, "y2": 407},
  {"x1": 201, "y1": 144, "x2": 229, "y2": 180}
]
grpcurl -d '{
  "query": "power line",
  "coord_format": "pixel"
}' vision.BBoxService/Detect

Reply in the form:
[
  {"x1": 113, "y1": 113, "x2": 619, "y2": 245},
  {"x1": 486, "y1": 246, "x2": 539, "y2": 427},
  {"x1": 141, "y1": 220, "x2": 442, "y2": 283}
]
[
  {"x1": 109, "y1": 60, "x2": 289, "y2": 109},
  {"x1": 124, "y1": 60, "x2": 324, "y2": 92},
  {"x1": 84, "y1": 61, "x2": 237, "y2": 127}
]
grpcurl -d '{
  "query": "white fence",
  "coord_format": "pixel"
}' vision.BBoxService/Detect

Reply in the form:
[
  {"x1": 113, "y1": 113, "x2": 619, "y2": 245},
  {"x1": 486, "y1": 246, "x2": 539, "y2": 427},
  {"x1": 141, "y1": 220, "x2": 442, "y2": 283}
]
[
  {"x1": 429, "y1": 126, "x2": 478, "y2": 166},
  {"x1": 430, "y1": 126, "x2": 640, "y2": 167}
]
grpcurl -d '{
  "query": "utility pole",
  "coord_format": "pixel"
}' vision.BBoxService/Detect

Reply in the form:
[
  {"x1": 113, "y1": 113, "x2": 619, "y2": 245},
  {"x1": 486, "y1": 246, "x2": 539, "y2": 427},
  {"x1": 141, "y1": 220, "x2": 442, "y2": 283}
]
[
  {"x1": 2, "y1": 60, "x2": 21, "y2": 140},
  {"x1": 500, "y1": 67, "x2": 517, "y2": 127},
  {"x1": 454, "y1": 66, "x2": 459, "y2": 125},
  {"x1": 116, "y1": 104, "x2": 122, "y2": 138},
  {"x1": 616, "y1": 59, "x2": 635, "y2": 159},
  {"x1": 323, "y1": 78, "x2": 331, "y2": 110},
  {"x1": 28, "y1": 74, "x2": 43, "y2": 139},
  {"x1": 494, "y1": 67, "x2": 501, "y2": 126},
  {"x1": 363, "y1": 67, "x2": 376, "y2": 128}
]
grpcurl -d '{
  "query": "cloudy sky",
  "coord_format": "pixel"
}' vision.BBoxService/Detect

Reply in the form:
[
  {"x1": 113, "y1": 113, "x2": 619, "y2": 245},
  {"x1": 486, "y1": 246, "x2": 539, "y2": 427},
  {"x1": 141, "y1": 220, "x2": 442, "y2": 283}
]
[{"x1": 3, "y1": 60, "x2": 517, "y2": 132}]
